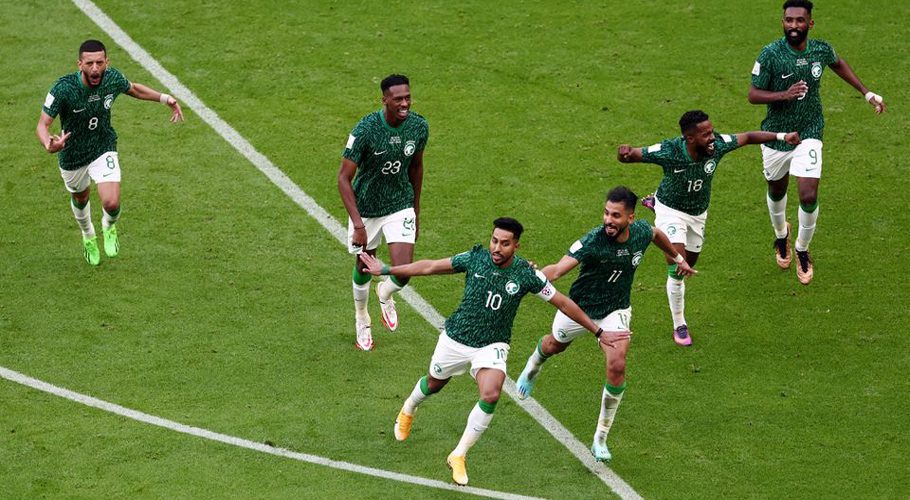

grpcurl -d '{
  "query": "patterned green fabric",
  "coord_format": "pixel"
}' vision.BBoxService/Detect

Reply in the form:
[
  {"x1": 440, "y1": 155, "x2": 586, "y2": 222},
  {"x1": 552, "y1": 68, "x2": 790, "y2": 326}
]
[
  {"x1": 445, "y1": 245, "x2": 550, "y2": 348},
  {"x1": 43, "y1": 68, "x2": 132, "y2": 170},
  {"x1": 342, "y1": 110, "x2": 429, "y2": 218},
  {"x1": 566, "y1": 219, "x2": 653, "y2": 319},
  {"x1": 641, "y1": 134, "x2": 739, "y2": 215},
  {"x1": 751, "y1": 38, "x2": 838, "y2": 151}
]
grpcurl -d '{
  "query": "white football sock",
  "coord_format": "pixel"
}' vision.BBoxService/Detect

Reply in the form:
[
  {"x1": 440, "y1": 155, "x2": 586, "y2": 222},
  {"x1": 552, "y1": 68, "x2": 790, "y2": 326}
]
[
  {"x1": 666, "y1": 276, "x2": 686, "y2": 329},
  {"x1": 402, "y1": 377, "x2": 431, "y2": 415},
  {"x1": 767, "y1": 193, "x2": 788, "y2": 238},
  {"x1": 594, "y1": 385, "x2": 625, "y2": 441},
  {"x1": 353, "y1": 281, "x2": 370, "y2": 324},
  {"x1": 378, "y1": 277, "x2": 403, "y2": 301},
  {"x1": 102, "y1": 207, "x2": 120, "y2": 230},
  {"x1": 521, "y1": 340, "x2": 549, "y2": 379},
  {"x1": 796, "y1": 205, "x2": 819, "y2": 252},
  {"x1": 71, "y1": 200, "x2": 95, "y2": 238},
  {"x1": 452, "y1": 403, "x2": 494, "y2": 456}
]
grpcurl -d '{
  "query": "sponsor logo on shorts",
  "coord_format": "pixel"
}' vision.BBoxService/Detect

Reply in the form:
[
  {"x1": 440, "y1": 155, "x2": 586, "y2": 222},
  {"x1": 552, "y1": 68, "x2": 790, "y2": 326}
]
[
  {"x1": 433, "y1": 363, "x2": 442, "y2": 375},
  {"x1": 403, "y1": 218, "x2": 415, "y2": 231},
  {"x1": 556, "y1": 328, "x2": 568, "y2": 340},
  {"x1": 404, "y1": 140, "x2": 416, "y2": 157},
  {"x1": 505, "y1": 281, "x2": 519, "y2": 295}
]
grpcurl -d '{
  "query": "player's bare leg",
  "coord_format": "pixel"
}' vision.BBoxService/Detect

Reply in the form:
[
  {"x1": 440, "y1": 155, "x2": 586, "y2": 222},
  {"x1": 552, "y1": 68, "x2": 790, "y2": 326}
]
[
  {"x1": 795, "y1": 176, "x2": 819, "y2": 285},
  {"x1": 376, "y1": 242, "x2": 413, "y2": 331},
  {"x1": 97, "y1": 181, "x2": 121, "y2": 257},
  {"x1": 767, "y1": 176, "x2": 792, "y2": 269},
  {"x1": 666, "y1": 245, "x2": 697, "y2": 346},
  {"x1": 592, "y1": 337, "x2": 630, "y2": 462}
]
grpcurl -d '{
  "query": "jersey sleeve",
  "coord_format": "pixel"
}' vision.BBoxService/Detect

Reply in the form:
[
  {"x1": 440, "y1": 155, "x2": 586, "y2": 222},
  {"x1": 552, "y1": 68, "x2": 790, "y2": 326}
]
[
  {"x1": 451, "y1": 245, "x2": 481, "y2": 273},
  {"x1": 532, "y1": 269, "x2": 556, "y2": 302},
  {"x1": 715, "y1": 132, "x2": 740, "y2": 156},
  {"x1": 417, "y1": 121, "x2": 429, "y2": 153},
  {"x1": 42, "y1": 81, "x2": 66, "y2": 118},
  {"x1": 639, "y1": 140, "x2": 674, "y2": 166},
  {"x1": 567, "y1": 229, "x2": 596, "y2": 262},
  {"x1": 820, "y1": 41, "x2": 838, "y2": 66},
  {"x1": 108, "y1": 68, "x2": 132, "y2": 95},
  {"x1": 751, "y1": 47, "x2": 773, "y2": 90},
  {"x1": 342, "y1": 118, "x2": 369, "y2": 164}
]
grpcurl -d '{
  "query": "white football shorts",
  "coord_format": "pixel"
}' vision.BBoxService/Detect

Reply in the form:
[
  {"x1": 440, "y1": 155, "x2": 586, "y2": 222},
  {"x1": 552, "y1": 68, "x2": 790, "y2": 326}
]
[
  {"x1": 59, "y1": 151, "x2": 121, "y2": 193},
  {"x1": 347, "y1": 207, "x2": 416, "y2": 254},
  {"x1": 762, "y1": 138, "x2": 823, "y2": 181},
  {"x1": 427, "y1": 332, "x2": 509, "y2": 379},
  {"x1": 654, "y1": 198, "x2": 707, "y2": 253},
  {"x1": 551, "y1": 307, "x2": 632, "y2": 344}
]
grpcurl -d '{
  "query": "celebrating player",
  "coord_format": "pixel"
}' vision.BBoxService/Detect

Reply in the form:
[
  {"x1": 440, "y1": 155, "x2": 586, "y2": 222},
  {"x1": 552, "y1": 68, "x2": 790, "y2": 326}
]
[
  {"x1": 515, "y1": 186, "x2": 694, "y2": 463},
  {"x1": 36, "y1": 39, "x2": 184, "y2": 265},
  {"x1": 618, "y1": 111, "x2": 799, "y2": 346},
  {"x1": 749, "y1": 0, "x2": 886, "y2": 284},
  {"x1": 338, "y1": 74, "x2": 429, "y2": 351},
  {"x1": 359, "y1": 218, "x2": 628, "y2": 486}
]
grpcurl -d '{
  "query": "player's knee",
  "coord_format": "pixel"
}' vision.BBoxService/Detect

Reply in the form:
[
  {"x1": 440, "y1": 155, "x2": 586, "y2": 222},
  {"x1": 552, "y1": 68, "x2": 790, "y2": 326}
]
[
  {"x1": 607, "y1": 358, "x2": 627, "y2": 379},
  {"x1": 479, "y1": 387, "x2": 501, "y2": 404},
  {"x1": 542, "y1": 335, "x2": 568, "y2": 355},
  {"x1": 102, "y1": 201, "x2": 120, "y2": 213}
]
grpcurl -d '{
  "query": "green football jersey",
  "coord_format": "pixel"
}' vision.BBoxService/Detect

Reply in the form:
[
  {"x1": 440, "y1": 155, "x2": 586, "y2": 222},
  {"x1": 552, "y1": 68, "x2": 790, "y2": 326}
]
[
  {"x1": 342, "y1": 110, "x2": 429, "y2": 218},
  {"x1": 445, "y1": 245, "x2": 554, "y2": 348},
  {"x1": 641, "y1": 133, "x2": 740, "y2": 215},
  {"x1": 567, "y1": 219, "x2": 653, "y2": 320},
  {"x1": 751, "y1": 38, "x2": 838, "y2": 151},
  {"x1": 42, "y1": 68, "x2": 132, "y2": 170}
]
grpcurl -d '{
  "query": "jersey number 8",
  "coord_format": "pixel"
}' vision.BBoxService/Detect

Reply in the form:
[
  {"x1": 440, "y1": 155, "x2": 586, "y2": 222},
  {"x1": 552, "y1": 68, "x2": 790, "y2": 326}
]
[{"x1": 88, "y1": 117, "x2": 99, "y2": 130}]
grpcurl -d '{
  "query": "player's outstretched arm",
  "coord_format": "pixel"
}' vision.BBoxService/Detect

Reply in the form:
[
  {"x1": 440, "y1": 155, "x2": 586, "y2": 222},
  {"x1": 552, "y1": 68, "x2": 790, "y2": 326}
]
[
  {"x1": 360, "y1": 252, "x2": 454, "y2": 277},
  {"x1": 736, "y1": 131, "x2": 801, "y2": 147},
  {"x1": 35, "y1": 112, "x2": 70, "y2": 153},
  {"x1": 616, "y1": 145, "x2": 643, "y2": 163},
  {"x1": 829, "y1": 58, "x2": 886, "y2": 114},
  {"x1": 549, "y1": 291, "x2": 631, "y2": 348},
  {"x1": 126, "y1": 83, "x2": 184, "y2": 122},
  {"x1": 652, "y1": 228, "x2": 696, "y2": 277},
  {"x1": 540, "y1": 255, "x2": 579, "y2": 282},
  {"x1": 748, "y1": 82, "x2": 809, "y2": 104}
]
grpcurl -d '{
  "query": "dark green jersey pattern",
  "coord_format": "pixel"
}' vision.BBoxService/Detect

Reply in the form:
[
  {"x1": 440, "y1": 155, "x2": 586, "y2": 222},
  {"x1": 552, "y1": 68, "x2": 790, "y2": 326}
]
[
  {"x1": 42, "y1": 68, "x2": 131, "y2": 170},
  {"x1": 445, "y1": 245, "x2": 551, "y2": 348},
  {"x1": 567, "y1": 219, "x2": 653, "y2": 319},
  {"x1": 642, "y1": 134, "x2": 739, "y2": 215},
  {"x1": 342, "y1": 111, "x2": 429, "y2": 218},
  {"x1": 752, "y1": 38, "x2": 838, "y2": 151}
]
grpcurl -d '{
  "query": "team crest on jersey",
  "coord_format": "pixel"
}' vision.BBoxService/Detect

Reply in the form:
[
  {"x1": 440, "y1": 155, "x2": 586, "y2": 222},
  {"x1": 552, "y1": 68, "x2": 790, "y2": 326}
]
[
  {"x1": 632, "y1": 251, "x2": 643, "y2": 267},
  {"x1": 704, "y1": 159, "x2": 717, "y2": 174},
  {"x1": 505, "y1": 281, "x2": 520, "y2": 295},
  {"x1": 404, "y1": 140, "x2": 416, "y2": 157},
  {"x1": 103, "y1": 94, "x2": 114, "y2": 109},
  {"x1": 811, "y1": 62, "x2": 823, "y2": 79}
]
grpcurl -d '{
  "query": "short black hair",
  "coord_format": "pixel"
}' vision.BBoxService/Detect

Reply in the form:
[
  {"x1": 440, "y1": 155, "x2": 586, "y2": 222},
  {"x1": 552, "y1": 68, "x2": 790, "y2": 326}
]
[
  {"x1": 679, "y1": 110, "x2": 710, "y2": 135},
  {"x1": 606, "y1": 186, "x2": 638, "y2": 212},
  {"x1": 783, "y1": 0, "x2": 813, "y2": 15},
  {"x1": 79, "y1": 39, "x2": 107, "y2": 57},
  {"x1": 493, "y1": 217, "x2": 524, "y2": 241},
  {"x1": 381, "y1": 74, "x2": 410, "y2": 93}
]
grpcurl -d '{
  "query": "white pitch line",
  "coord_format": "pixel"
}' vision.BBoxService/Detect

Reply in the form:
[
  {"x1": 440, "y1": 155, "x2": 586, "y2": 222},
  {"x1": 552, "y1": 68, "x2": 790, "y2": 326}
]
[
  {"x1": 0, "y1": 366, "x2": 539, "y2": 500},
  {"x1": 69, "y1": 1, "x2": 641, "y2": 498}
]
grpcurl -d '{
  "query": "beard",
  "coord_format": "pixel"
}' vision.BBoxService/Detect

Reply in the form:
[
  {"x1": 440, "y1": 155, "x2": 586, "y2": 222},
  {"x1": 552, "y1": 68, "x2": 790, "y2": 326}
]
[
  {"x1": 785, "y1": 27, "x2": 808, "y2": 45},
  {"x1": 603, "y1": 223, "x2": 627, "y2": 242}
]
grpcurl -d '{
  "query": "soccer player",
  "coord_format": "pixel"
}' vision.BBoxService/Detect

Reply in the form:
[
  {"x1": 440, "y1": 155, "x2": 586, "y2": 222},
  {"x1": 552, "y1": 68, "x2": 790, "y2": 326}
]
[
  {"x1": 749, "y1": 0, "x2": 886, "y2": 284},
  {"x1": 515, "y1": 186, "x2": 694, "y2": 463},
  {"x1": 359, "y1": 218, "x2": 629, "y2": 486},
  {"x1": 338, "y1": 74, "x2": 429, "y2": 351},
  {"x1": 617, "y1": 110, "x2": 800, "y2": 346},
  {"x1": 36, "y1": 39, "x2": 184, "y2": 266}
]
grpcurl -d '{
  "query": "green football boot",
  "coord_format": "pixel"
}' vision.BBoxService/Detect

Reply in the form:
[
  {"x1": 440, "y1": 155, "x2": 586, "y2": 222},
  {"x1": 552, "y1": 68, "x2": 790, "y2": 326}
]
[
  {"x1": 103, "y1": 224, "x2": 120, "y2": 257},
  {"x1": 83, "y1": 236, "x2": 101, "y2": 266}
]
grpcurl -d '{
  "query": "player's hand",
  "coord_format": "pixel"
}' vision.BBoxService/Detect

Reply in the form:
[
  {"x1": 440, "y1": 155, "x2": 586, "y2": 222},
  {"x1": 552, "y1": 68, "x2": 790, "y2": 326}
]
[
  {"x1": 867, "y1": 93, "x2": 886, "y2": 114},
  {"x1": 617, "y1": 144, "x2": 633, "y2": 162},
  {"x1": 168, "y1": 98, "x2": 185, "y2": 122},
  {"x1": 675, "y1": 260, "x2": 698, "y2": 277},
  {"x1": 358, "y1": 253, "x2": 384, "y2": 276},
  {"x1": 351, "y1": 225, "x2": 367, "y2": 248},
  {"x1": 598, "y1": 330, "x2": 632, "y2": 348},
  {"x1": 783, "y1": 132, "x2": 801, "y2": 145},
  {"x1": 783, "y1": 80, "x2": 809, "y2": 101},
  {"x1": 46, "y1": 129, "x2": 71, "y2": 153}
]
